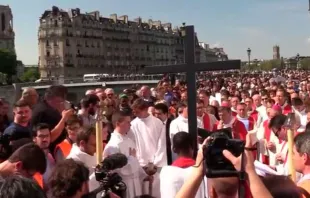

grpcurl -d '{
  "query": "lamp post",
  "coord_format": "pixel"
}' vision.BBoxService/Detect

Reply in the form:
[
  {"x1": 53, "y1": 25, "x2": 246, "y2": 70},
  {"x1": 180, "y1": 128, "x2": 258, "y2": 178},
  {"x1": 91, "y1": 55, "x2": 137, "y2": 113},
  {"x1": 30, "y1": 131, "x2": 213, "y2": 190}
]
[
  {"x1": 247, "y1": 48, "x2": 251, "y2": 68},
  {"x1": 296, "y1": 53, "x2": 300, "y2": 70},
  {"x1": 217, "y1": 52, "x2": 222, "y2": 61}
]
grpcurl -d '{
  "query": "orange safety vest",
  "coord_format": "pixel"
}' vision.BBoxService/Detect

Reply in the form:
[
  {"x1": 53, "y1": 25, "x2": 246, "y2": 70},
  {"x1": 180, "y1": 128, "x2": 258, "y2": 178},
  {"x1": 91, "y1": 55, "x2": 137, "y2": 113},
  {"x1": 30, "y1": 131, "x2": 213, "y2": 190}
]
[
  {"x1": 54, "y1": 139, "x2": 72, "y2": 158},
  {"x1": 33, "y1": 172, "x2": 43, "y2": 189}
]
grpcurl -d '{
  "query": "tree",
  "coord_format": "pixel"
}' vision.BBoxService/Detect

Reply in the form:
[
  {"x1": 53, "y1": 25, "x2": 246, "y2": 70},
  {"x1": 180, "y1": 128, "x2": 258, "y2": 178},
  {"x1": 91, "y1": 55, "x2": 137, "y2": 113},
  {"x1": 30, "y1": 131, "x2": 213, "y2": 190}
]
[
  {"x1": 20, "y1": 67, "x2": 40, "y2": 82},
  {"x1": 0, "y1": 48, "x2": 17, "y2": 84},
  {"x1": 300, "y1": 58, "x2": 310, "y2": 70},
  {"x1": 259, "y1": 59, "x2": 281, "y2": 71}
]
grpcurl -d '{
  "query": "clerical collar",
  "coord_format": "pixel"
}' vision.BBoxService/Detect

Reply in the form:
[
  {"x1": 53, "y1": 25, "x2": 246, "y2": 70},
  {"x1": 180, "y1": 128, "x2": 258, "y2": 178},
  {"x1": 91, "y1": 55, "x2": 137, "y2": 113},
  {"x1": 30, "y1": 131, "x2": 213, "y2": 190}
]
[{"x1": 172, "y1": 157, "x2": 195, "y2": 168}]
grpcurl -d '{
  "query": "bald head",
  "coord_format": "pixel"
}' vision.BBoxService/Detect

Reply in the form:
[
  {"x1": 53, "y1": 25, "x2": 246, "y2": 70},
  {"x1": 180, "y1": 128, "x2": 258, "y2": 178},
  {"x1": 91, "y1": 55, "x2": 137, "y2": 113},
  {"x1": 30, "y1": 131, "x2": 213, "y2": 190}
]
[
  {"x1": 21, "y1": 88, "x2": 38, "y2": 107},
  {"x1": 85, "y1": 90, "x2": 96, "y2": 96},
  {"x1": 252, "y1": 94, "x2": 261, "y2": 107}
]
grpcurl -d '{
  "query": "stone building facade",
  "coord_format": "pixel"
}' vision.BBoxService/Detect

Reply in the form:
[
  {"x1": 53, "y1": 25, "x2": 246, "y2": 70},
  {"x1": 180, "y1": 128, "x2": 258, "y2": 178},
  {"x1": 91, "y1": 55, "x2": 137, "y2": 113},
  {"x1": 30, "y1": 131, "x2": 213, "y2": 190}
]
[
  {"x1": 0, "y1": 5, "x2": 14, "y2": 52},
  {"x1": 38, "y1": 6, "x2": 201, "y2": 80}
]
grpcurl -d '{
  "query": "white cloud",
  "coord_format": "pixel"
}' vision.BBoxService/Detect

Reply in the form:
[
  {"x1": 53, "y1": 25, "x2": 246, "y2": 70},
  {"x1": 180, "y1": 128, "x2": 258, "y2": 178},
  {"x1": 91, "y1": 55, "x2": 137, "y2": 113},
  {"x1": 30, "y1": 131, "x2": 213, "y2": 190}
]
[{"x1": 306, "y1": 37, "x2": 310, "y2": 44}]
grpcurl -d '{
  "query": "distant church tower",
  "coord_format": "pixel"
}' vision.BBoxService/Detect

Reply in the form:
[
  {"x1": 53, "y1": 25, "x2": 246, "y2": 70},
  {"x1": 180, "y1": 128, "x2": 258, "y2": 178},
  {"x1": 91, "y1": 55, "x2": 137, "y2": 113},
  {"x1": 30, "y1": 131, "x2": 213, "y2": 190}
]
[
  {"x1": 273, "y1": 45, "x2": 280, "y2": 60},
  {"x1": 0, "y1": 5, "x2": 15, "y2": 52}
]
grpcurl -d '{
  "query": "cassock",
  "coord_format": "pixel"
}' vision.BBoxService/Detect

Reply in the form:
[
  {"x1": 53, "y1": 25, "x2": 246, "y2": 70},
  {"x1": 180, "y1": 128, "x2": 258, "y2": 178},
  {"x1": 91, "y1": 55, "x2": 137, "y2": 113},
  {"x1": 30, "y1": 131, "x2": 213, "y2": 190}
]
[
  {"x1": 130, "y1": 114, "x2": 167, "y2": 198},
  {"x1": 160, "y1": 161, "x2": 207, "y2": 198},
  {"x1": 200, "y1": 113, "x2": 218, "y2": 131},
  {"x1": 164, "y1": 118, "x2": 173, "y2": 165},
  {"x1": 256, "y1": 120, "x2": 278, "y2": 166},
  {"x1": 236, "y1": 115, "x2": 255, "y2": 132},
  {"x1": 279, "y1": 103, "x2": 293, "y2": 115},
  {"x1": 248, "y1": 110, "x2": 259, "y2": 122},
  {"x1": 170, "y1": 115, "x2": 203, "y2": 143},
  {"x1": 275, "y1": 141, "x2": 302, "y2": 180},
  {"x1": 213, "y1": 118, "x2": 247, "y2": 141},
  {"x1": 67, "y1": 144, "x2": 99, "y2": 192},
  {"x1": 231, "y1": 108, "x2": 237, "y2": 117},
  {"x1": 103, "y1": 132, "x2": 147, "y2": 198},
  {"x1": 170, "y1": 115, "x2": 203, "y2": 161}
]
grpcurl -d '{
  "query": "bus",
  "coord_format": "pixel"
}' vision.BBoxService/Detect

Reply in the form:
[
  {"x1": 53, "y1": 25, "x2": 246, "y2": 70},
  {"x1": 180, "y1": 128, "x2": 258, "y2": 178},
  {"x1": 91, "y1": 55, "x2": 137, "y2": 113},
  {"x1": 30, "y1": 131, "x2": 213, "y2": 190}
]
[{"x1": 83, "y1": 74, "x2": 101, "y2": 82}]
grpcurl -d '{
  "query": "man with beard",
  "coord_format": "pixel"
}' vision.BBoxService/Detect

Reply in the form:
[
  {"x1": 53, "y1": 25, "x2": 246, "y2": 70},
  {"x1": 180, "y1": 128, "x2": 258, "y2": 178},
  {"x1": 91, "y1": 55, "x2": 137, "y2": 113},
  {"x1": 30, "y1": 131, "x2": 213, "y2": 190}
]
[
  {"x1": 4, "y1": 100, "x2": 32, "y2": 141},
  {"x1": 78, "y1": 95, "x2": 100, "y2": 128},
  {"x1": 32, "y1": 123, "x2": 55, "y2": 191}
]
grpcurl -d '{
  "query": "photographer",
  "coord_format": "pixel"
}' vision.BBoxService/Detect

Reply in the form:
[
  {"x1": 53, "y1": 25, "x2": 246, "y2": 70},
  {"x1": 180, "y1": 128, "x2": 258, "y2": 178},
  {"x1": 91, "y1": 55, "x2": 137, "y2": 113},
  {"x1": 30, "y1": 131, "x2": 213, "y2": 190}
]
[{"x1": 175, "y1": 134, "x2": 273, "y2": 198}]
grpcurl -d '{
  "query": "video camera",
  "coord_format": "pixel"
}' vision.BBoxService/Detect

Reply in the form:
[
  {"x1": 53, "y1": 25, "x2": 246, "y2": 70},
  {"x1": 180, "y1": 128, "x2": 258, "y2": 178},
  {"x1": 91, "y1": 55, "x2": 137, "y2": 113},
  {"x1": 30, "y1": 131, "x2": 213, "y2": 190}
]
[
  {"x1": 84, "y1": 153, "x2": 128, "y2": 198},
  {"x1": 203, "y1": 128, "x2": 245, "y2": 178}
]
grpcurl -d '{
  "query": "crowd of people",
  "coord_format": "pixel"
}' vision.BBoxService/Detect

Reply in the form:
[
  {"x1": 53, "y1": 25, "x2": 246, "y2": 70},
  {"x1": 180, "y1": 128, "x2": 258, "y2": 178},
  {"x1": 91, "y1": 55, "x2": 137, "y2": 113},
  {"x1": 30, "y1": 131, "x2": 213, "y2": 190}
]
[{"x1": 0, "y1": 70, "x2": 310, "y2": 198}]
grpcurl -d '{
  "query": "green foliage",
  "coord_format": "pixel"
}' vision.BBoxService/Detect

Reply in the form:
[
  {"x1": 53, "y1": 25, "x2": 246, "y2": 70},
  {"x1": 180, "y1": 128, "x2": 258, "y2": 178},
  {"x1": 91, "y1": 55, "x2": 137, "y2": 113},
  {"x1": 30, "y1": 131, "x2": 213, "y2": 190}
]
[
  {"x1": 0, "y1": 48, "x2": 17, "y2": 76},
  {"x1": 20, "y1": 67, "x2": 40, "y2": 82},
  {"x1": 299, "y1": 58, "x2": 310, "y2": 70},
  {"x1": 259, "y1": 60, "x2": 282, "y2": 71}
]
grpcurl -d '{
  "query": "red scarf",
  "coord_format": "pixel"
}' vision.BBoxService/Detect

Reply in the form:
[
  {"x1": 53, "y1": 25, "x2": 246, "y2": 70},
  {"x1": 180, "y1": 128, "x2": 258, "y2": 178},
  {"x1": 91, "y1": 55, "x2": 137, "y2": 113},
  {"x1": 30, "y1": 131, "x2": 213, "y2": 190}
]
[
  {"x1": 203, "y1": 113, "x2": 211, "y2": 131},
  {"x1": 172, "y1": 157, "x2": 196, "y2": 168}
]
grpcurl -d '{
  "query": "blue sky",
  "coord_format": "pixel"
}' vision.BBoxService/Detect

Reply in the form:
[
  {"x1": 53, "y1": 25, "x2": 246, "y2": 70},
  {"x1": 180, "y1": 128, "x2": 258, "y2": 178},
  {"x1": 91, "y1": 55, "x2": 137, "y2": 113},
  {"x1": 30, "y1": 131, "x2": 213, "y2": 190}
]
[{"x1": 2, "y1": 0, "x2": 310, "y2": 64}]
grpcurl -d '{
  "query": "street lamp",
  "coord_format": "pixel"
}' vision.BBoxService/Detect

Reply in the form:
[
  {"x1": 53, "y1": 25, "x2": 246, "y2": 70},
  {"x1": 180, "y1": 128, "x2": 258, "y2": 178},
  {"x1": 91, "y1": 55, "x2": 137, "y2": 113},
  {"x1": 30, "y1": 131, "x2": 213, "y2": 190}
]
[
  {"x1": 217, "y1": 52, "x2": 222, "y2": 61},
  {"x1": 247, "y1": 48, "x2": 251, "y2": 67},
  {"x1": 296, "y1": 53, "x2": 300, "y2": 70}
]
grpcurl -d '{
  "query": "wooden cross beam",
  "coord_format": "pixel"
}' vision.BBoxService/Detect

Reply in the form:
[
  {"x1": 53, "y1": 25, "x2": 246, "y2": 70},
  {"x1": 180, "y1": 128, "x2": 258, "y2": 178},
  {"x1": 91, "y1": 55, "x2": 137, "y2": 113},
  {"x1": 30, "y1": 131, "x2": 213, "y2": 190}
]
[{"x1": 144, "y1": 25, "x2": 240, "y2": 154}]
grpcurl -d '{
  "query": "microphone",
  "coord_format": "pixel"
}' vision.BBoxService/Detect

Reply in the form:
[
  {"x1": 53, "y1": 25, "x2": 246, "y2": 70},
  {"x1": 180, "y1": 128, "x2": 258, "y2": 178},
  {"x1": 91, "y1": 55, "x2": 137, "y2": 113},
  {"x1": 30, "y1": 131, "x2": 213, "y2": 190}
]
[{"x1": 101, "y1": 153, "x2": 128, "y2": 171}]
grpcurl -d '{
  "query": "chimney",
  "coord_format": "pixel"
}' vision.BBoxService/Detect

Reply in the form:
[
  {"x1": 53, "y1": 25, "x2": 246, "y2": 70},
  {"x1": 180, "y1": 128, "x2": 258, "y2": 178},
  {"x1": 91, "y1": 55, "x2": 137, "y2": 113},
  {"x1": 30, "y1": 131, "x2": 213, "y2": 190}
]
[
  {"x1": 110, "y1": 14, "x2": 117, "y2": 23},
  {"x1": 119, "y1": 15, "x2": 128, "y2": 23},
  {"x1": 95, "y1": 11, "x2": 100, "y2": 20}
]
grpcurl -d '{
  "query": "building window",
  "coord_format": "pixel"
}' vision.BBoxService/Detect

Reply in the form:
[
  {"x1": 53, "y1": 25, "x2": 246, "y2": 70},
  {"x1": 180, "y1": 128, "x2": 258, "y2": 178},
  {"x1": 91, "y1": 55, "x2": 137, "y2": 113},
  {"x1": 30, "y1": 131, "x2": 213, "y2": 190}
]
[
  {"x1": 46, "y1": 40, "x2": 50, "y2": 46},
  {"x1": 1, "y1": 13, "x2": 5, "y2": 31},
  {"x1": 46, "y1": 51, "x2": 50, "y2": 57},
  {"x1": 66, "y1": 39, "x2": 70, "y2": 46},
  {"x1": 54, "y1": 20, "x2": 58, "y2": 27},
  {"x1": 147, "y1": 45, "x2": 150, "y2": 52}
]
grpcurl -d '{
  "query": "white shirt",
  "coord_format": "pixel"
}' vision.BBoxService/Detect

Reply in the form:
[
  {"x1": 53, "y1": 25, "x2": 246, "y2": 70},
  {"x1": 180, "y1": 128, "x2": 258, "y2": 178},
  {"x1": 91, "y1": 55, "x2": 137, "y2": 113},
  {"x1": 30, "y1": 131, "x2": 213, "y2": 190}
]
[
  {"x1": 130, "y1": 114, "x2": 167, "y2": 167},
  {"x1": 160, "y1": 166, "x2": 207, "y2": 198},
  {"x1": 67, "y1": 144, "x2": 99, "y2": 192},
  {"x1": 103, "y1": 132, "x2": 146, "y2": 198},
  {"x1": 130, "y1": 114, "x2": 167, "y2": 198}
]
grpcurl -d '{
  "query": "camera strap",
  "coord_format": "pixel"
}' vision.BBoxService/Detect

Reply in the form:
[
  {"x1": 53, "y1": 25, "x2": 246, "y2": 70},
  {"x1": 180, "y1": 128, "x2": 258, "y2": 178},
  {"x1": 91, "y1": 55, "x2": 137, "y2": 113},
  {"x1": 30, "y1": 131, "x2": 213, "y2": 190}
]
[{"x1": 238, "y1": 153, "x2": 246, "y2": 198}]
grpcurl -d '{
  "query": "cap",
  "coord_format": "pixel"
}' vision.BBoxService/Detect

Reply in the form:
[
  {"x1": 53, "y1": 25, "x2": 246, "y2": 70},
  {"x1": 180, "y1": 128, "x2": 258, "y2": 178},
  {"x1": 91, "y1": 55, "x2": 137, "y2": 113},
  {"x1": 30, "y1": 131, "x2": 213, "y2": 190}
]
[{"x1": 119, "y1": 94, "x2": 128, "y2": 99}]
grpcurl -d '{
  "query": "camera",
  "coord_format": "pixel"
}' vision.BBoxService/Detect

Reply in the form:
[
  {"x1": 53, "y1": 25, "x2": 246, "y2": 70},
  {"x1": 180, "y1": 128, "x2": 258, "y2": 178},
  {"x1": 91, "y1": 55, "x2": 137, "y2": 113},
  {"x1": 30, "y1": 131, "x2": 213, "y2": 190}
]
[
  {"x1": 203, "y1": 128, "x2": 245, "y2": 178},
  {"x1": 84, "y1": 153, "x2": 128, "y2": 198}
]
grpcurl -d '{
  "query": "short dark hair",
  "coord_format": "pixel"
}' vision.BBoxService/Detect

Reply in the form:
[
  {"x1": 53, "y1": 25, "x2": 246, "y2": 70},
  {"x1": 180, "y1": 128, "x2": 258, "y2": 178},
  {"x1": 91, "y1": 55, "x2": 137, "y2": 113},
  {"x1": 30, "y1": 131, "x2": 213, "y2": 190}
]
[
  {"x1": 13, "y1": 99, "x2": 29, "y2": 108},
  {"x1": 131, "y1": 98, "x2": 149, "y2": 110},
  {"x1": 294, "y1": 132, "x2": 310, "y2": 155},
  {"x1": 76, "y1": 127, "x2": 96, "y2": 146},
  {"x1": 262, "y1": 175, "x2": 301, "y2": 198},
  {"x1": 32, "y1": 123, "x2": 50, "y2": 137},
  {"x1": 269, "y1": 115, "x2": 287, "y2": 130},
  {"x1": 80, "y1": 94, "x2": 99, "y2": 108},
  {"x1": 8, "y1": 143, "x2": 46, "y2": 174},
  {"x1": 154, "y1": 103, "x2": 168, "y2": 114},
  {"x1": 65, "y1": 115, "x2": 82, "y2": 127},
  {"x1": 0, "y1": 175, "x2": 46, "y2": 198},
  {"x1": 173, "y1": 132, "x2": 193, "y2": 154},
  {"x1": 48, "y1": 159, "x2": 89, "y2": 198},
  {"x1": 112, "y1": 111, "x2": 130, "y2": 126},
  {"x1": 44, "y1": 85, "x2": 67, "y2": 100},
  {"x1": 291, "y1": 97, "x2": 303, "y2": 106}
]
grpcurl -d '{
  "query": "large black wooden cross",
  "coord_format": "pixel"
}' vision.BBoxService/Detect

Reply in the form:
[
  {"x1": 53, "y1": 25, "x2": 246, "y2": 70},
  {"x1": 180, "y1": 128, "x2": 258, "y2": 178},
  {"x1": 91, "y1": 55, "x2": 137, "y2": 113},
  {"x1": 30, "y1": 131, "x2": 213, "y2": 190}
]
[{"x1": 145, "y1": 25, "x2": 240, "y2": 152}]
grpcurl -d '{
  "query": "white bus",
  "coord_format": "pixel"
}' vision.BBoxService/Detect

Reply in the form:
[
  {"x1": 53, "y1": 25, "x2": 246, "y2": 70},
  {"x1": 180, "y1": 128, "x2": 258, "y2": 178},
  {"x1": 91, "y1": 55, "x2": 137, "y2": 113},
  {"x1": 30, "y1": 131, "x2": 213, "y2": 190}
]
[{"x1": 83, "y1": 74, "x2": 101, "y2": 82}]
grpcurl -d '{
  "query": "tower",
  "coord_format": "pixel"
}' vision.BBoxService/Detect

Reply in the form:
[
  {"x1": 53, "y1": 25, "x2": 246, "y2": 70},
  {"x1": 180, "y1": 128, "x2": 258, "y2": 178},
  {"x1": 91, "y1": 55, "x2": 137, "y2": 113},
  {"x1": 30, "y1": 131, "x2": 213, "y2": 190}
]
[
  {"x1": 0, "y1": 5, "x2": 14, "y2": 52},
  {"x1": 273, "y1": 45, "x2": 280, "y2": 60}
]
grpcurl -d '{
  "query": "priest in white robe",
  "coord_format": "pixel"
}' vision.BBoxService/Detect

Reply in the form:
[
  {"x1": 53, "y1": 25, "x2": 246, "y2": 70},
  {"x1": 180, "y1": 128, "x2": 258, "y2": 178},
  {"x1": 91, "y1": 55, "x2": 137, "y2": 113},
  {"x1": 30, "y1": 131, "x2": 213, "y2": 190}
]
[
  {"x1": 103, "y1": 112, "x2": 148, "y2": 198},
  {"x1": 130, "y1": 98, "x2": 167, "y2": 198}
]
